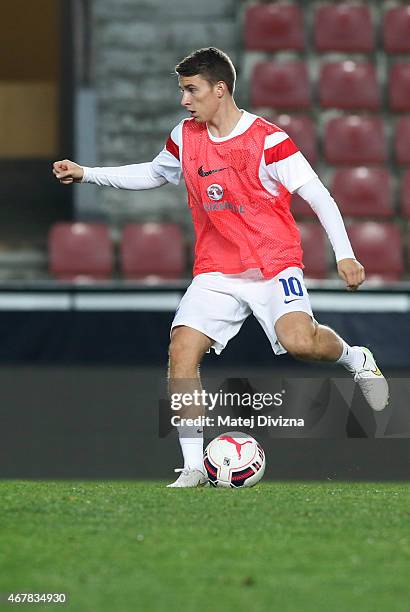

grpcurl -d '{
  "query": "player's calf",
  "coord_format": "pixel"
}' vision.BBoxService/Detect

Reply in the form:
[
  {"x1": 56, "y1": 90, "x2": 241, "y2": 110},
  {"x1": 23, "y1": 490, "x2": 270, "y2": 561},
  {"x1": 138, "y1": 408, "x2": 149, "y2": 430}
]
[
  {"x1": 279, "y1": 323, "x2": 329, "y2": 361},
  {"x1": 276, "y1": 313, "x2": 341, "y2": 362},
  {"x1": 283, "y1": 334, "x2": 317, "y2": 360}
]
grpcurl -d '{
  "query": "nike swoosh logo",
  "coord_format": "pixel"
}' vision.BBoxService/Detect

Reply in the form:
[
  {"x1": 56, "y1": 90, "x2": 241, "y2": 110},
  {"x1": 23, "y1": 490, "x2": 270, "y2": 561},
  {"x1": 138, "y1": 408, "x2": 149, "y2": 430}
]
[
  {"x1": 368, "y1": 362, "x2": 382, "y2": 376},
  {"x1": 284, "y1": 298, "x2": 302, "y2": 304},
  {"x1": 198, "y1": 165, "x2": 228, "y2": 177},
  {"x1": 363, "y1": 351, "x2": 382, "y2": 376}
]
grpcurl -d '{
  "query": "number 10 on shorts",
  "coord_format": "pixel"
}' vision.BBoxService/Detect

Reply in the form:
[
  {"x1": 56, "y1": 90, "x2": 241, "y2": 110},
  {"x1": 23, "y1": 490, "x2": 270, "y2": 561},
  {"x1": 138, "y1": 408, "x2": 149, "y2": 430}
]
[{"x1": 279, "y1": 276, "x2": 304, "y2": 298}]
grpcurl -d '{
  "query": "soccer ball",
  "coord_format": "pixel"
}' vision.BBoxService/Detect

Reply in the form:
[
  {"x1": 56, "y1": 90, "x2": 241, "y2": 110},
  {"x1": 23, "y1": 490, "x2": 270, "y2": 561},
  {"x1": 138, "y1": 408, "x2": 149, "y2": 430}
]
[{"x1": 204, "y1": 431, "x2": 265, "y2": 488}]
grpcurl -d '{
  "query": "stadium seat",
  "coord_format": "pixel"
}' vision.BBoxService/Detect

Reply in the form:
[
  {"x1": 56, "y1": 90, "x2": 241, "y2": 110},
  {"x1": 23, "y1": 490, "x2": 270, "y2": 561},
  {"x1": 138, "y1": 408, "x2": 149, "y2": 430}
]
[
  {"x1": 251, "y1": 61, "x2": 310, "y2": 110},
  {"x1": 324, "y1": 116, "x2": 387, "y2": 165},
  {"x1": 291, "y1": 192, "x2": 316, "y2": 219},
  {"x1": 244, "y1": 3, "x2": 304, "y2": 51},
  {"x1": 389, "y1": 64, "x2": 410, "y2": 112},
  {"x1": 319, "y1": 62, "x2": 380, "y2": 111},
  {"x1": 48, "y1": 222, "x2": 113, "y2": 281},
  {"x1": 297, "y1": 222, "x2": 327, "y2": 279},
  {"x1": 120, "y1": 222, "x2": 185, "y2": 280},
  {"x1": 331, "y1": 168, "x2": 393, "y2": 218},
  {"x1": 347, "y1": 222, "x2": 403, "y2": 281},
  {"x1": 383, "y1": 6, "x2": 410, "y2": 54},
  {"x1": 314, "y1": 4, "x2": 374, "y2": 52},
  {"x1": 407, "y1": 235, "x2": 410, "y2": 274},
  {"x1": 395, "y1": 117, "x2": 410, "y2": 166},
  {"x1": 270, "y1": 114, "x2": 318, "y2": 165},
  {"x1": 401, "y1": 171, "x2": 410, "y2": 218}
]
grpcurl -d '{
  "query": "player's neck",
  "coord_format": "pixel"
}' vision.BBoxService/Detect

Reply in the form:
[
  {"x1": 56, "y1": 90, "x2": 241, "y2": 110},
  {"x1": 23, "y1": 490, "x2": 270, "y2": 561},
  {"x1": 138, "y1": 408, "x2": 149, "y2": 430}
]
[{"x1": 206, "y1": 103, "x2": 243, "y2": 139}]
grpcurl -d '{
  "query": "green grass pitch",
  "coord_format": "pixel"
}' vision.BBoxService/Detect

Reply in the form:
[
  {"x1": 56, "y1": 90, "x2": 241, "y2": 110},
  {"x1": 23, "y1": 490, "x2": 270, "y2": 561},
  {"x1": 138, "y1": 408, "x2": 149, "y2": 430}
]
[{"x1": 1, "y1": 481, "x2": 409, "y2": 612}]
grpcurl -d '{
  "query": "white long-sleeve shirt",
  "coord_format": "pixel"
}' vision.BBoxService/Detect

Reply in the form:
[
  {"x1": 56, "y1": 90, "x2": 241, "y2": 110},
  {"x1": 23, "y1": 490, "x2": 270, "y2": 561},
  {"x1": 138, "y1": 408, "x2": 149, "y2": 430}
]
[{"x1": 82, "y1": 111, "x2": 355, "y2": 262}]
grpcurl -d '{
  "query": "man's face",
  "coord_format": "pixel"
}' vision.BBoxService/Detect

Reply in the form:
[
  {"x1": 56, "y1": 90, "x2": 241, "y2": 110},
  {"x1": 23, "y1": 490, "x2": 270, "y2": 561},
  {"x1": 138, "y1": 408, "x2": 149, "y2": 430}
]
[{"x1": 178, "y1": 74, "x2": 220, "y2": 123}]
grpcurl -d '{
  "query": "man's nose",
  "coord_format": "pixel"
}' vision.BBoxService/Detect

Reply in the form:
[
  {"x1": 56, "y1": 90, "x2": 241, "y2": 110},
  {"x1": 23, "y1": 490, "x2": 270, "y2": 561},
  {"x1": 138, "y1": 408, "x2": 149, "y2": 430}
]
[{"x1": 181, "y1": 92, "x2": 190, "y2": 107}]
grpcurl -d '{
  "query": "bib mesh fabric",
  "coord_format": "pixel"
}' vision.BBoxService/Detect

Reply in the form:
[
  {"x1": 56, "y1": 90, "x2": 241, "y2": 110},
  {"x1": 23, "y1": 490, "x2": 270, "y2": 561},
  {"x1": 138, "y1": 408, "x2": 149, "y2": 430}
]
[{"x1": 182, "y1": 117, "x2": 303, "y2": 278}]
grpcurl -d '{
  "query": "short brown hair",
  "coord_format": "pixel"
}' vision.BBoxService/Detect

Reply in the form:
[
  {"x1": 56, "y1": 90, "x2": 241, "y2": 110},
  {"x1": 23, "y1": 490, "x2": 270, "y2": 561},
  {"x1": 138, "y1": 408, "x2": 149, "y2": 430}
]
[{"x1": 175, "y1": 47, "x2": 236, "y2": 95}]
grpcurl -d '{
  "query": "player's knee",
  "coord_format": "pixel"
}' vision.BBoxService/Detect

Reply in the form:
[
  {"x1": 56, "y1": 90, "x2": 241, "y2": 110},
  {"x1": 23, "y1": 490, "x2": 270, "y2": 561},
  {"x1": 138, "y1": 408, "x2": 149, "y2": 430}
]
[
  {"x1": 168, "y1": 335, "x2": 190, "y2": 366},
  {"x1": 168, "y1": 329, "x2": 200, "y2": 370},
  {"x1": 283, "y1": 331, "x2": 316, "y2": 360}
]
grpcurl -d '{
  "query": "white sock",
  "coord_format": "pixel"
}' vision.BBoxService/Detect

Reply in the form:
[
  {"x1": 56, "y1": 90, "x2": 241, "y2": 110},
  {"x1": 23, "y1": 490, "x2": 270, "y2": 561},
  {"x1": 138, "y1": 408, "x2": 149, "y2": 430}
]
[
  {"x1": 336, "y1": 341, "x2": 365, "y2": 372},
  {"x1": 177, "y1": 424, "x2": 204, "y2": 472}
]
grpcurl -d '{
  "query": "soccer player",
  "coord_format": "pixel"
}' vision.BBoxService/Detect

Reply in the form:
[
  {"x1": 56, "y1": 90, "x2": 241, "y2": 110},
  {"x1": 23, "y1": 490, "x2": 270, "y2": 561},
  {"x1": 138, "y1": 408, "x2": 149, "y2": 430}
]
[{"x1": 53, "y1": 47, "x2": 389, "y2": 487}]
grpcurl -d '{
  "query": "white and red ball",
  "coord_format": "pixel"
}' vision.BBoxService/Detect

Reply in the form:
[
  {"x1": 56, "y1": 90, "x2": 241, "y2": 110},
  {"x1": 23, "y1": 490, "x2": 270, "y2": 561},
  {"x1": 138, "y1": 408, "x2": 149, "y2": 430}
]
[{"x1": 204, "y1": 431, "x2": 265, "y2": 488}]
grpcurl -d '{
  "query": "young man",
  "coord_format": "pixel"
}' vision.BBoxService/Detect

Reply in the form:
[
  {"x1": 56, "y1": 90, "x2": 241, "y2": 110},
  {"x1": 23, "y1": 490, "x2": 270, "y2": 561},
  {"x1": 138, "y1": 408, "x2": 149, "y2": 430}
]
[{"x1": 53, "y1": 47, "x2": 389, "y2": 487}]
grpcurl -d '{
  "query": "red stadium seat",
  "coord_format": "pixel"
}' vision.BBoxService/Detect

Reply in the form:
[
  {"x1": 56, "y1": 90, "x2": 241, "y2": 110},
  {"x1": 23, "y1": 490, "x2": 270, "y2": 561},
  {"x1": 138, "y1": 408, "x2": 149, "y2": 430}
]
[
  {"x1": 120, "y1": 222, "x2": 185, "y2": 280},
  {"x1": 389, "y1": 64, "x2": 410, "y2": 112},
  {"x1": 291, "y1": 192, "x2": 316, "y2": 219},
  {"x1": 270, "y1": 114, "x2": 318, "y2": 165},
  {"x1": 407, "y1": 235, "x2": 410, "y2": 273},
  {"x1": 331, "y1": 168, "x2": 393, "y2": 218},
  {"x1": 347, "y1": 222, "x2": 403, "y2": 281},
  {"x1": 314, "y1": 4, "x2": 374, "y2": 52},
  {"x1": 251, "y1": 61, "x2": 310, "y2": 110},
  {"x1": 383, "y1": 6, "x2": 410, "y2": 54},
  {"x1": 319, "y1": 61, "x2": 380, "y2": 111},
  {"x1": 298, "y1": 222, "x2": 327, "y2": 279},
  {"x1": 48, "y1": 222, "x2": 113, "y2": 281},
  {"x1": 324, "y1": 116, "x2": 387, "y2": 165},
  {"x1": 395, "y1": 117, "x2": 410, "y2": 166},
  {"x1": 244, "y1": 3, "x2": 304, "y2": 51},
  {"x1": 401, "y1": 171, "x2": 410, "y2": 218}
]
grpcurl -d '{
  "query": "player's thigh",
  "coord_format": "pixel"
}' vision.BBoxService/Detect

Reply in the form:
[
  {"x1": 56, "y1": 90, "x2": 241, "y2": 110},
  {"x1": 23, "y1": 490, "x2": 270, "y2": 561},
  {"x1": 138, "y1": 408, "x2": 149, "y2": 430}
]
[
  {"x1": 171, "y1": 273, "x2": 250, "y2": 355},
  {"x1": 249, "y1": 266, "x2": 314, "y2": 355},
  {"x1": 273, "y1": 268, "x2": 315, "y2": 349}
]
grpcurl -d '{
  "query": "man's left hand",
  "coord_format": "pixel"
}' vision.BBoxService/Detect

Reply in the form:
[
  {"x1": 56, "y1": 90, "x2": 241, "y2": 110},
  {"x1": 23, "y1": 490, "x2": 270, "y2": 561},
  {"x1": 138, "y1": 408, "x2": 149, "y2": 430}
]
[{"x1": 337, "y1": 258, "x2": 365, "y2": 291}]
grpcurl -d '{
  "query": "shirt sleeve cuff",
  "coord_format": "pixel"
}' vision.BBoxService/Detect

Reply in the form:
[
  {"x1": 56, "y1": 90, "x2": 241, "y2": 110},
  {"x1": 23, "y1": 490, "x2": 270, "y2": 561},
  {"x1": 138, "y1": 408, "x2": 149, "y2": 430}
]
[
  {"x1": 81, "y1": 167, "x2": 91, "y2": 183},
  {"x1": 335, "y1": 249, "x2": 356, "y2": 263}
]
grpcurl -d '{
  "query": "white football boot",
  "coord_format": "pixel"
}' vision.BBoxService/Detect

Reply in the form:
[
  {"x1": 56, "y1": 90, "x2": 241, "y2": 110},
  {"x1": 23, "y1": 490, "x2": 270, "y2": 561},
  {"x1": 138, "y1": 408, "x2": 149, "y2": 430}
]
[
  {"x1": 352, "y1": 347, "x2": 389, "y2": 411},
  {"x1": 166, "y1": 467, "x2": 208, "y2": 488}
]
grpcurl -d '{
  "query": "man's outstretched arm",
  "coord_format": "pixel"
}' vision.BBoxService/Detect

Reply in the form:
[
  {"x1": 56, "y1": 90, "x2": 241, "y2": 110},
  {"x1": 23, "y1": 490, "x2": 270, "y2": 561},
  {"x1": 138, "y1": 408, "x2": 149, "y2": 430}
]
[
  {"x1": 53, "y1": 159, "x2": 168, "y2": 190},
  {"x1": 53, "y1": 122, "x2": 184, "y2": 190}
]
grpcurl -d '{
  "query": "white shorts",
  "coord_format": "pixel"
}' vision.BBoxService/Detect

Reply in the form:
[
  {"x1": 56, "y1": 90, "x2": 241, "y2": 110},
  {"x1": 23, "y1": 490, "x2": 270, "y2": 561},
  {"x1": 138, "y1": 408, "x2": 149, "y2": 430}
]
[{"x1": 171, "y1": 266, "x2": 314, "y2": 355}]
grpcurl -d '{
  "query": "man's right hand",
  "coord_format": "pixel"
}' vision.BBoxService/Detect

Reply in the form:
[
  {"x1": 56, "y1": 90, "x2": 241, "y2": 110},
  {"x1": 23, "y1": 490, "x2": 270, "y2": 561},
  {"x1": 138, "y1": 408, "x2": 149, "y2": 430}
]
[{"x1": 53, "y1": 159, "x2": 84, "y2": 184}]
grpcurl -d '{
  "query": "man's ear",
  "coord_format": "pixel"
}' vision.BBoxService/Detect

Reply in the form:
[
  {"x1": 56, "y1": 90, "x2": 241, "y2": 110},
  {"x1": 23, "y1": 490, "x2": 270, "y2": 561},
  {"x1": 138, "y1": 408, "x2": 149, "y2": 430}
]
[{"x1": 216, "y1": 81, "x2": 226, "y2": 98}]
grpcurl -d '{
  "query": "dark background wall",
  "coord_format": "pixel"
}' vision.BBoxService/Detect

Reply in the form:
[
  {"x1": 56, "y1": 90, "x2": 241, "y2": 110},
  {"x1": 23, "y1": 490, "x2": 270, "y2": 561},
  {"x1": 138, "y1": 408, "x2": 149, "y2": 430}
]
[
  {"x1": 1, "y1": 365, "x2": 409, "y2": 481},
  {"x1": 0, "y1": 308, "x2": 408, "y2": 481}
]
